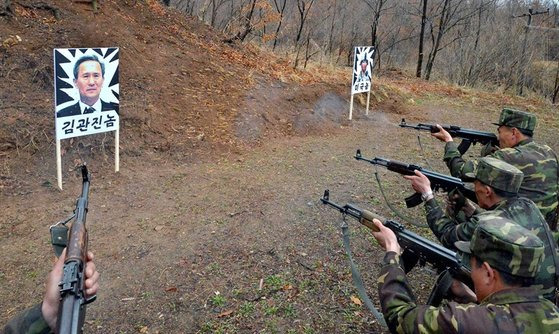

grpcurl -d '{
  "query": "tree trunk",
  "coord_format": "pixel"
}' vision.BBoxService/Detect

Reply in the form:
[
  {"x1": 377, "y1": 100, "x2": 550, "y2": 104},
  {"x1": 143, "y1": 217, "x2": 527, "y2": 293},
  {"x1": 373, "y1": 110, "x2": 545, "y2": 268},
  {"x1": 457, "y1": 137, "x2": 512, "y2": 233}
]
[
  {"x1": 327, "y1": 0, "x2": 337, "y2": 56},
  {"x1": 370, "y1": 0, "x2": 384, "y2": 47},
  {"x1": 464, "y1": 1, "x2": 483, "y2": 86},
  {"x1": 272, "y1": 0, "x2": 287, "y2": 51},
  {"x1": 304, "y1": 30, "x2": 312, "y2": 68},
  {"x1": 416, "y1": 0, "x2": 428, "y2": 78},
  {"x1": 293, "y1": 0, "x2": 315, "y2": 68},
  {"x1": 335, "y1": 8, "x2": 347, "y2": 64},
  {"x1": 295, "y1": 0, "x2": 315, "y2": 45},
  {"x1": 224, "y1": 0, "x2": 257, "y2": 43},
  {"x1": 553, "y1": 59, "x2": 559, "y2": 104},
  {"x1": 425, "y1": 0, "x2": 451, "y2": 81}
]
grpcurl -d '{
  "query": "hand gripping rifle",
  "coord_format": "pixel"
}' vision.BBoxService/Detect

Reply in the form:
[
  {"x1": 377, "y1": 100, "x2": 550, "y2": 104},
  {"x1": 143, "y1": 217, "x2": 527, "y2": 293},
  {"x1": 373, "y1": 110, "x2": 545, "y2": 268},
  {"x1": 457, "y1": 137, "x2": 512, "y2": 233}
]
[
  {"x1": 355, "y1": 150, "x2": 477, "y2": 208},
  {"x1": 399, "y1": 118, "x2": 499, "y2": 155},
  {"x1": 320, "y1": 190, "x2": 472, "y2": 306},
  {"x1": 55, "y1": 166, "x2": 95, "y2": 334}
]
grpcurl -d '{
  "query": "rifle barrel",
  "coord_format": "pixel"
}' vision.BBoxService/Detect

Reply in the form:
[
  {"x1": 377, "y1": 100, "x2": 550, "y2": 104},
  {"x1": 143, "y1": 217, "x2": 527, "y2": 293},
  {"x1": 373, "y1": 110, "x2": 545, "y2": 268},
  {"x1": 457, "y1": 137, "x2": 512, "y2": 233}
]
[{"x1": 57, "y1": 166, "x2": 91, "y2": 334}]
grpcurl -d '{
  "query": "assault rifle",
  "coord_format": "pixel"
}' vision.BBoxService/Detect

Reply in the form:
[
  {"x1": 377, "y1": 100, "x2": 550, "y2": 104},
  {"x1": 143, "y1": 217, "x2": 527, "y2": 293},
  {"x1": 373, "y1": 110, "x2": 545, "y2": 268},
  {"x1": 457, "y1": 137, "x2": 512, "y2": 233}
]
[
  {"x1": 355, "y1": 150, "x2": 477, "y2": 208},
  {"x1": 56, "y1": 166, "x2": 95, "y2": 334},
  {"x1": 399, "y1": 118, "x2": 498, "y2": 155},
  {"x1": 320, "y1": 190, "x2": 472, "y2": 306}
]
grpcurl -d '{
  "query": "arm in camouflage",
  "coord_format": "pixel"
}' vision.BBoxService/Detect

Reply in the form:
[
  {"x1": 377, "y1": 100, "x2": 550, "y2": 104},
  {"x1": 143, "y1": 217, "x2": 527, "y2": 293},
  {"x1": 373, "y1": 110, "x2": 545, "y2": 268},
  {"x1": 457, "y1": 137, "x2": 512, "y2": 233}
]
[
  {"x1": 423, "y1": 198, "x2": 479, "y2": 250},
  {"x1": 378, "y1": 251, "x2": 476, "y2": 333},
  {"x1": 2, "y1": 303, "x2": 51, "y2": 334},
  {"x1": 443, "y1": 141, "x2": 478, "y2": 179},
  {"x1": 377, "y1": 251, "x2": 559, "y2": 333}
]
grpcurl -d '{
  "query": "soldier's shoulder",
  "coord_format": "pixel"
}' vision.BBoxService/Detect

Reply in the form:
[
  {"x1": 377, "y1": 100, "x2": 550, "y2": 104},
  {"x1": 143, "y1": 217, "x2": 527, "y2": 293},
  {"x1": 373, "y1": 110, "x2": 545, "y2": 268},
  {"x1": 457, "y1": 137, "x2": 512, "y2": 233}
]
[
  {"x1": 494, "y1": 142, "x2": 557, "y2": 161},
  {"x1": 475, "y1": 209, "x2": 503, "y2": 220},
  {"x1": 492, "y1": 147, "x2": 516, "y2": 159},
  {"x1": 526, "y1": 140, "x2": 557, "y2": 153},
  {"x1": 496, "y1": 144, "x2": 528, "y2": 154},
  {"x1": 510, "y1": 196, "x2": 541, "y2": 211}
]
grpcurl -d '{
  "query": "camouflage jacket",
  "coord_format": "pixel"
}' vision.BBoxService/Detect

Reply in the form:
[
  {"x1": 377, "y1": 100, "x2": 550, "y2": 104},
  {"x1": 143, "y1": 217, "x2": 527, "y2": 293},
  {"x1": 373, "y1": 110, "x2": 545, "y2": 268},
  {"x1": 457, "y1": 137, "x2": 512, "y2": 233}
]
[
  {"x1": 2, "y1": 303, "x2": 51, "y2": 334},
  {"x1": 443, "y1": 139, "x2": 559, "y2": 229},
  {"x1": 378, "y1": 251, "x2": 559, "y2": 334},
  {"x1": 424, "y1": 196, "x2": 558, "y2": 299}
]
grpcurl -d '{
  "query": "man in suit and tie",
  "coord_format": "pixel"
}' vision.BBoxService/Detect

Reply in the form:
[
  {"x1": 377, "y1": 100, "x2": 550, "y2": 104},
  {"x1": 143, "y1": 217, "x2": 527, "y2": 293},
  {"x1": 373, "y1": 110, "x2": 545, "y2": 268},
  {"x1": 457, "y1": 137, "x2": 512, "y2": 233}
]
[
  {"x1": 56, "y1": 54, "x2": 119, "y2": 118},
  {"x1": 357, "y1": 58, "x2": 371, "y2": 82}
]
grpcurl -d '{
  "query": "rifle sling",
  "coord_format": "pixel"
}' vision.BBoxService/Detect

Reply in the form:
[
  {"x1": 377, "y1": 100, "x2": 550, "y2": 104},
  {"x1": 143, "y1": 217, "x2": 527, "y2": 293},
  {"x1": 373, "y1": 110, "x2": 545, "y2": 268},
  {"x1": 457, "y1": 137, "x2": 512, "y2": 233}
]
[
  {"x1": 340, "y1": 222, "x2": 388, "y2": 328},
  {"x1": 374, "y1": 170, "x2": 427, "y2": 228},
  {"x1": 416, "y1": 134, "x2": 435, "y2": 171}
]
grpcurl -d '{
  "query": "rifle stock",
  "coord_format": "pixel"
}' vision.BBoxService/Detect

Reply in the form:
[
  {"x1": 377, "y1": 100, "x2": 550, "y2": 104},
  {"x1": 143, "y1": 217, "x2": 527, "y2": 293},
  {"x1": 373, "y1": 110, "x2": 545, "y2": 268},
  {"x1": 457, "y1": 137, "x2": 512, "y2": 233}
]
[{"x1": 57, "y1": 166, "x2": 92, "y2": 334}]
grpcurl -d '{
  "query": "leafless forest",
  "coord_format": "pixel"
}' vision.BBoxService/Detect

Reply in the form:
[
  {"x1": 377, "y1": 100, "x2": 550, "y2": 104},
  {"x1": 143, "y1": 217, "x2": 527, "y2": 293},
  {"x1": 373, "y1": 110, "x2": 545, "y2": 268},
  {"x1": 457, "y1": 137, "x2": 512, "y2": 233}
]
[{"x1": 163, "y1": 0, "x2": 559, "y2": 102}]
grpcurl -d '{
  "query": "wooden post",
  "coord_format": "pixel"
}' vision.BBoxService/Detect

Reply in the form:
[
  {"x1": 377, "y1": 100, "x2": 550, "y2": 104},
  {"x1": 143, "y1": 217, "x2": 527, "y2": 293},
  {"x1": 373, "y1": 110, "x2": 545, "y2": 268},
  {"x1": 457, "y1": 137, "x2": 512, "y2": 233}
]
[
  {"x1": 115, "y1": 128, "x2": 120, "y2": 172},
  {"x1": 56, "y1": 139, "x2": 62, "y2": 190},
  {"x1": 349, "y1": 94, "x2": 354, "y2": 120},
  {"x1": 366, "y1": 90, "x2": 371, "y2": 115}
]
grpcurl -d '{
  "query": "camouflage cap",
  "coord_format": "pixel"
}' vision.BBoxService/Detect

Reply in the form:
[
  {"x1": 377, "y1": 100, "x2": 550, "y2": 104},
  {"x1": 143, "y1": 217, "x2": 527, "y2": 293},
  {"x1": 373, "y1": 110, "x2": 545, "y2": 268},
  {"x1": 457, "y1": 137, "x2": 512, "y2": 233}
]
[
  {"x1": 464, "y1": 157, "x2": 524, "y2": 193},
  {"x1": 455, "y1": 215, "x2": 544, "y2": 278},
  {"x1": 492, "y1": 108, "x2": 536, "y2": 134}
]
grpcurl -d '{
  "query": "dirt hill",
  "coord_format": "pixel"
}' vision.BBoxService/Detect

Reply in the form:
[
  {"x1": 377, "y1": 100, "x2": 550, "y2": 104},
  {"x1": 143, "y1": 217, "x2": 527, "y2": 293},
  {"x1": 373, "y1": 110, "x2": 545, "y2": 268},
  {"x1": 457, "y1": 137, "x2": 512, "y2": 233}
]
[
  {"x1": 1, "y1": 1, "x2": 558, "y2": 333},
  {"x1": 0, "y1": 0, "x2": 357, "y2": 187}
]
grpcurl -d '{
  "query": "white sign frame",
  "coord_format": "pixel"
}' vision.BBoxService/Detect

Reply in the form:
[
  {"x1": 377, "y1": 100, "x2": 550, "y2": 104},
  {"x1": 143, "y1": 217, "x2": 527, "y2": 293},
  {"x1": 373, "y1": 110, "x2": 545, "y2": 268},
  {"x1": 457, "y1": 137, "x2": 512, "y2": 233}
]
[
  {"x1": 349, "y1": 46, "x2": 375, "y2": 120},
  {"x1": 53, "y1": 47, "x2": 120, "y2": 189}
]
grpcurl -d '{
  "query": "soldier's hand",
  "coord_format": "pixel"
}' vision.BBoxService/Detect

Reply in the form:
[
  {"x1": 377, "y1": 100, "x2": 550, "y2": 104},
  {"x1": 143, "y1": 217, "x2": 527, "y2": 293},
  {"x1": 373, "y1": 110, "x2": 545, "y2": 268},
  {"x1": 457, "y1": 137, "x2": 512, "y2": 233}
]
[
  {"x1": 370, "y1": 219, "x2": 401, "y2": 254},
  {"x1": 431, "y1": 124, "x2": 453, "y2": 143},
  {"x1": 461, "y1": 199, "x2": 478, "y2": 218},
  {"x1": 449, "y1": 279, "x2": 476, "y2": 304},
  {"x1": 403, "y1": 170, "x2": 432, "y2": 195},
  {"x1": 480, "y1": 142, "x2": 499, "y2": 157},
  {"x1": 42, "y1": 249, "x2": 99, "y2": 330},
  {"x1": 445, "y1": 189, "x2": 466, "y2": 218}
]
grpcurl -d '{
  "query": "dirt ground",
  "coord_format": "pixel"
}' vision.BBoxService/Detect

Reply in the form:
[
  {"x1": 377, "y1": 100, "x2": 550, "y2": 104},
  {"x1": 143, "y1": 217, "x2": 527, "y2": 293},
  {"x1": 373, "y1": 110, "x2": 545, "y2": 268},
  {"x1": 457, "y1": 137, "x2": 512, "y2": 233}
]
[{"x1": 1, "y1": 1, "x2": 558, "y2": 333}]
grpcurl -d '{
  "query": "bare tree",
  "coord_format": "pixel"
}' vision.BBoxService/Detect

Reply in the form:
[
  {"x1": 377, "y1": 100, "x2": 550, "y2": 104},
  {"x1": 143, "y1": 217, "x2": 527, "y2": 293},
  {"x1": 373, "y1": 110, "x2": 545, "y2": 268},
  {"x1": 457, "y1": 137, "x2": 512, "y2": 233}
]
[
  {"x1": 416, "y1": 0, "x2": 428, "y2": 77},
  {"x1": 360, "y1": 0, "x2": 391, "y2": 48},
  {"x1": 161, "y1": 0, "x2": 558, "y2": 102},
  {"x1": 225, "y1": 0, "x2": 258, "y2": 42},
  {"x1": 303, "y1": 27, "x2": 320, "y2": 68},
  {"x1": 326, "y1": 0, "x2": 338, "y2": 56},
  {"x1": 271, "y1": 0, "x2": 288, "y2": 51},
  {"x1": 294, "y1": 0, "x2": 316, "y2": 68},
  {"x1": 553, "y1": 59, "x2": 559, "y2": 103},
  {"x1": 424, "y1": 0, "x2": 481, "y2": 80}
]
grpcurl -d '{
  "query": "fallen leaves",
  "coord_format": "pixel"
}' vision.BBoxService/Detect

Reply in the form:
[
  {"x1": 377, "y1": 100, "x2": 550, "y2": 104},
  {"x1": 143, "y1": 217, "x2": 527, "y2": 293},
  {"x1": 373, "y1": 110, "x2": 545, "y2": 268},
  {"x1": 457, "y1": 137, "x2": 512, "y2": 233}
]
[
  {"x1": 350, "y1": 295, "x2": 362, "y2": 306},
  {"x1": 217, "y1": 309, "x2": 233, "y2": 318},
  {"x1": 2, "y1": 35, "x2": 21, "y2": 48}
]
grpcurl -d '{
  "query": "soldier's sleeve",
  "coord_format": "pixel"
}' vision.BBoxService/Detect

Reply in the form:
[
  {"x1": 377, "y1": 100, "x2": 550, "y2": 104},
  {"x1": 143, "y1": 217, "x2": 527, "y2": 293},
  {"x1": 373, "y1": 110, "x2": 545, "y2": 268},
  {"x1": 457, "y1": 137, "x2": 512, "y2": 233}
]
[
  {"x1": 2, "y1": 303, "x2": 51, "y2": 334},
  {"x1": 424, "y1": 199, "x2": 478, "y2": 249},
  {"x1": 378, "y1": 251, "x2": 485, "y2": 333},
  {"x1": 443, "y1": 141, "x2": 477, "y2": 179}
]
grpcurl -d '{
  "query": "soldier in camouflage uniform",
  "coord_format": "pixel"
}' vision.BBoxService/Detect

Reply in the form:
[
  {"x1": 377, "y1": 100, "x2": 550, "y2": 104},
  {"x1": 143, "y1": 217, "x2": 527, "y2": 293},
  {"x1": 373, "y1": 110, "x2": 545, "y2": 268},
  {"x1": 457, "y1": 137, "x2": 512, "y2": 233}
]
[
  {"x1": 432, "y1": 107, "x2": 559, "y2": 230},
  {"x1": 369, "y1": 216, "x2": 559, "y2": 333},
  {"x1": 404, "y1": 157, "x2": 558, "y2": 300},
  {"x1": 2, "y1": 250, "x2": 99, "y2": 334}
]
